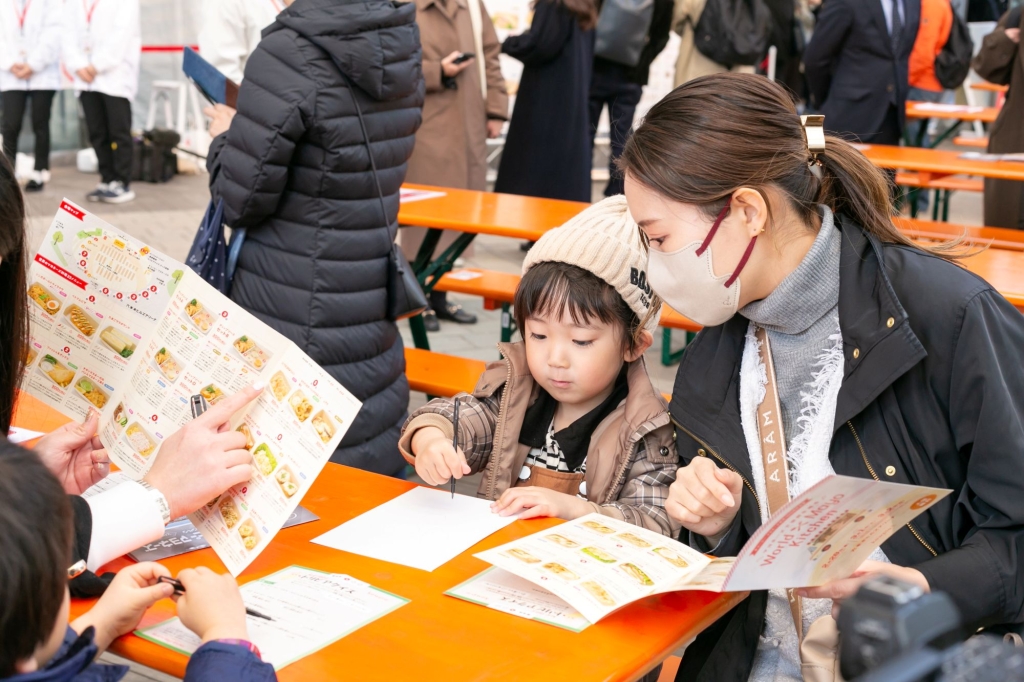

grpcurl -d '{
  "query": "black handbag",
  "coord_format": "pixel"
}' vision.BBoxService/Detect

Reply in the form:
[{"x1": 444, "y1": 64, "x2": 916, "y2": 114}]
[
  {"x1": 693, "y1": 0, "x2": 773, "y2": 67},
  {"x1": 344, "y1": 75, "x2": 428, "y2": 321}
]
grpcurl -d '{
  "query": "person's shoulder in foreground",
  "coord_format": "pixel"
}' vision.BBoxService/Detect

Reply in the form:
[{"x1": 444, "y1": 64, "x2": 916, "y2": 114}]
[{"x1": 0, "y1": 441, "x2": 276, "y2": 682}]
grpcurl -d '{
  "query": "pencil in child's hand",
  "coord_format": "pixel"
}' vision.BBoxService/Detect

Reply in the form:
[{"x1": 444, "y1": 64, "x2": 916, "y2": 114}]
[
  {"x1": 157, "y1": 575, "x2": 273, "y2": 621},
  {"x1": 451, "y1": 398, "x2": 460, "y2": 499}
]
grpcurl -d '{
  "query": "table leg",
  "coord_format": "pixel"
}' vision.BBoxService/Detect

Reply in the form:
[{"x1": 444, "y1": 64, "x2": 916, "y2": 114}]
[
  {"x1": 409, "y1": 313, "x2": 431, "y2": 351},
  {"x1": 405, "y1": 229, "x2": 478, "y2": 351},
  {"x1": 500, "y1": 303, "x2": 515, "y2": 344},
  {"x1": 661, "y1": 329, "x2": 689, "y2": 366}
]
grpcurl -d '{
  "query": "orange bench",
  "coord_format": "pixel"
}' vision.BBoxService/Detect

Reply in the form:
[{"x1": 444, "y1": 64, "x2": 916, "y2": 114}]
[
  {"x1": 953, "y1": 136, "x2": 989, "y2": 148},
  {"x1": 405, "y1": 347, "x2": 486, "y2": 397},
  {"x1": 895, "y1": 172, "x2": 984, "y2": 222}
]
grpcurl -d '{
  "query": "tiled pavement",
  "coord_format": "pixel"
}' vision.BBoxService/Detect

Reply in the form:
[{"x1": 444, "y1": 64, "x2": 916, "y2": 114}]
[{"x1": 23, "y1": 164, "x2": 986, "y2": 681}]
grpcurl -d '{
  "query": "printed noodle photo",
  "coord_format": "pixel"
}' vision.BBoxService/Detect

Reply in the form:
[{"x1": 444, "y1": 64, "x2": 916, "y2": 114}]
[
  {"x1": 269, "y1": 371, "x2": 290, "y2": 401},
  {"x1": 616, "y1": 532, "x2": 652, "y2": 549},
  {"x1": 652, "y1": 547, "x2": 690, "y2": 569},
  {"x1": 580, "y1": 580, "x2": 616, "y2": 607},
  {"x1": 544, "y1": 534, "x2": 579, "y2": 549},
  {"x1": 252, "y1": 443, "x2": 277, "y2": 477},
  {"x1": 541, "y1": 563, "x2": 580, "y2": 582},
  {"x1": 581, "y1": 520, "x2": 616, "y2": 534},
  {"x1": 502, "y1": 548, "x2": 541, "y2": 564},
  {"x1": 581, "y1": 547, "x2": 618, "y2": 564},
  {"x1": 289, "y1": 390, "x2": 313, "y2": 423},
  {"x1": 618, "y1": 563, "x2": 654, "y2": 587},
  {"x1": 27, "y1": 282, "x2": 61, "y2": 316}
]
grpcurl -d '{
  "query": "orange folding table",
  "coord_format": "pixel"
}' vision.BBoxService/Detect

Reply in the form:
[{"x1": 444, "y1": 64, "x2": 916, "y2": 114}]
[{"x1": 14, "y1": 395, "x2": 744, "y2": 682}]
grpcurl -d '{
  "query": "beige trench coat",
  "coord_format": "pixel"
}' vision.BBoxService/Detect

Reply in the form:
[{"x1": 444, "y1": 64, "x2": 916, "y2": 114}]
[
  {"x1": 672, "y1": 0, "x2": 753, "y2": 88},
  {"x1": 400, "y1": 0, "x2": 509, "y2": 261}
]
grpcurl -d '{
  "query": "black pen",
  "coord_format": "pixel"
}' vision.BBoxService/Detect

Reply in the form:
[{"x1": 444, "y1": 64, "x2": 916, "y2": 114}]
[
  {"x1": 157, "y1": 576, "x2": 273, "y2": 621},
  {"x1": 451, "y1": 398, "x2": 460, "y2": 499}
]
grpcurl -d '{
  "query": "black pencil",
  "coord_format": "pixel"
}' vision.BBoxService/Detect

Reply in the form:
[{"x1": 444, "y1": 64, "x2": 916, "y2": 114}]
[
  {"x1": 451, "y1": 398, "x2": 460, "y2": 499},
  {"x1": 158, "y1": 576, "x2": 273, "y2": 621}
]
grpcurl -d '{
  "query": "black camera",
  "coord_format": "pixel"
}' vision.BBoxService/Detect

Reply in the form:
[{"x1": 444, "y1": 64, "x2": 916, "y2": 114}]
[{"x1": 838, "y1": 576, "x2": 1024, "y2": 682}]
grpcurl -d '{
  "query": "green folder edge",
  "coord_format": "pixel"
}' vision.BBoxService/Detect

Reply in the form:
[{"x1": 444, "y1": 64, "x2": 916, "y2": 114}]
[
  {"x1": 134, "y1": 565, "x2": 410, "y2": 670},
  {"x1": 445, "y1": 566, "x2": 591, "y2": 633}
]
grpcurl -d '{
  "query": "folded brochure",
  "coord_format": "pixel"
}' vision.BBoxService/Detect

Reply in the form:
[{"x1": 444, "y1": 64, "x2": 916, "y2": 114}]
[
  {"x1": 455, "y1": 476, "x2": 949, "y2": 625},
  {"x1": 21, "y1": 201, "x2": 362, "y2": 575},
  {"x1": 138, "y1": 566, "x2": 408, "y2": 670}
]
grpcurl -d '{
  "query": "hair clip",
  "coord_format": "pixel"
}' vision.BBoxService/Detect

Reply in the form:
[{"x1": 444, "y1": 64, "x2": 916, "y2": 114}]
[{"x1": 801, "y1": 115, "x2": 826, "y2": 179}]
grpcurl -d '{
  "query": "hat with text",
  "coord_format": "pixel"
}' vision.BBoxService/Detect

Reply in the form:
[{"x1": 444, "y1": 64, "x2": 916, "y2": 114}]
[{"x1": 522, "y1": 195, "x2": 660, "y2": 331}]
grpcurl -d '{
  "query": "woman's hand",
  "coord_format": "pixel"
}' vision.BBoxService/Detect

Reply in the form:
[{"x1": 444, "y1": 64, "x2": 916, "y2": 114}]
[
  {"x1": 76, "y1": 66, "x2": 96, "y2": 83},
  {"x1": 144, "y1": 384, "x2": 262, "y2": 519},
  {"x1": 1005, "y1": 28, "x2": 1020, "y2": 44},
  {"x1": 173, "y1": 567, "x2": 249, "y2": 643},
  {"x1": 796, "y1": 560, "x2": 930, "y2": 619},
  {"x1": 34, "y1": 412, "x2": 110, "y2": 495},
  {"x1": 72, "y1": 562, "x2": 175, "y2": 652},
  {"x1": 441, "y1": 51, "x2": 473, "y2": 78},
  {"x1": 491, "y1": 486, "x2": 593, "y2": 520},
  {"x1": 665, "y1": 456, "x2": 743, "y2": 540},
  {"x1": 204, "y1": 104, "x2": 237, "y2": 138},
  {"x1": 486, "y1": 119, "x2": 504, "y2": 139},
  {"x1": 411, "y1": 426, "x2": 470, "y2": 486}
]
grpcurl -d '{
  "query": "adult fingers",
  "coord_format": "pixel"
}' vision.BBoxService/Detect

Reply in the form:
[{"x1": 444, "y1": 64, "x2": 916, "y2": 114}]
[
  {"x1": 198, "y1": 384, "x2": 263, "y2": 428},
  {"x1": 692, "y1": 465, "x2": 734, "y2": 512},
  {"x1": 665, "y1": 497, "x2": 702, "y2": 526},
  {"x1": 221, "y1": 463, "x2": 256, "y2": 490},
  {"x1": 673, "y1": 485, "x2": 719, "y2": 519},
  {"x1": 797, "y1": 576, "x2": 862, "y2": 602}
]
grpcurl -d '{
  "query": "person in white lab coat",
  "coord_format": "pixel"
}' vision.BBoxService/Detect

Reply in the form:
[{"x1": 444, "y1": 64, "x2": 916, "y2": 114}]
[
  {"x1": 62, "y1": 0, "x2": 141, "y2": 204},
  {"x1": 0, "y1": 0, "x2": 62, "y2": 191},
  {"x1": 198, "y1": 0, "x2": 285, "y2": 84}
]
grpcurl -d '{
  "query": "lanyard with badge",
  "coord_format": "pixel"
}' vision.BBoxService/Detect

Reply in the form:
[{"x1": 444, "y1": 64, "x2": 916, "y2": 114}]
[
  {"x1": 82, "y1": 0, "x2": 100, "y2": 57},
  {"x1": 13, "y1": 0, "x2": 31, "y2": 60}
]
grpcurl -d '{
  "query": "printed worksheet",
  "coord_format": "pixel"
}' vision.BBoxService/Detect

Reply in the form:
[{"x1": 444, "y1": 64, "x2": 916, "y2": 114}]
[
  {"x1": 474, "y1": 476, "x2": 949, "y2": 624},
  {"x1": 137, "y1": 566, "x2": 408, "y2": 669},
  {"x1": 23, "y1": 201, "x2": 363, "y2": 575}
]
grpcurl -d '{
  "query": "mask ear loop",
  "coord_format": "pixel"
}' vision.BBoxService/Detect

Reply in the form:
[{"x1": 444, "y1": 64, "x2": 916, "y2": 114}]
[{"x1": 693, "y1": 198, "x2": 758, "y2": 289}]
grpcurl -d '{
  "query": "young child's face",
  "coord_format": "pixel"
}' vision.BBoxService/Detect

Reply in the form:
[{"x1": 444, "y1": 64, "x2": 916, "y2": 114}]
[
  {"x1": 523, "y1": 309, "x2": 632, "y2": 409},
  {"x1": 15, "y1": 588, "x2": 70, "y2": 674}
]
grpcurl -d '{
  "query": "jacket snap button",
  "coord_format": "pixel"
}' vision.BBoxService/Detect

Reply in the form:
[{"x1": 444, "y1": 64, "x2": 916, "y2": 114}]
[
  {"x1": 697, "y1": 448, "x2": 706, "y2": 457},
  {"x1": 519, "y1": 466, "x2": 531, "y2": 480},
  {"x1": 659, "y1": 446, "x2": 670, "y2": 457},
  {"x1": 853, "y1": 348, "x2": 861, "y2": 359},
  {"x1": 885, "y1": 465, "x2": 896, "y2": 476},
  {"x1": 886, "y1": 317, "x2": 895, "y2": 328}
]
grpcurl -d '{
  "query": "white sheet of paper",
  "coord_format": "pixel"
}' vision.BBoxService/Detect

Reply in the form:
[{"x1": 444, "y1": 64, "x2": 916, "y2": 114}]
[
  {"x1": 7, "y1": 427, "x2": 45, "y2": 444},
  {"x1": 311, "y1": 487, "x2": 516, "y2": 571},
  {"x1": 137, "y1": 566, "x2": 408, "y2": 670}
]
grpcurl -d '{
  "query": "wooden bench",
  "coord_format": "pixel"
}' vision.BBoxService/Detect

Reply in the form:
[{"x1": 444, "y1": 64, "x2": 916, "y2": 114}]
[
  {"x1": 897, "y1": 217, "x2": 1024, "y2": 251},
  {"x1": 433, "y1": 268, "x2": 701, "y2": 365},
  {"x1": 895, "y1": 172, "x2": 984, "y2": 222}
]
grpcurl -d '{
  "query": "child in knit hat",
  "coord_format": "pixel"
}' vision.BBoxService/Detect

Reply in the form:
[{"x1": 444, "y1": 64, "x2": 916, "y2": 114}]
[{"x1": 398, "y1": 196, "x2": 680, "y2": 536}]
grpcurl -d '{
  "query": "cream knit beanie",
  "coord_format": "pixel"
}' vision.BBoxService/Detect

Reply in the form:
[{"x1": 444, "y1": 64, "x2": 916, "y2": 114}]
[{"x1": 522, "y1": 195, "x2": 660, "y2": 331}]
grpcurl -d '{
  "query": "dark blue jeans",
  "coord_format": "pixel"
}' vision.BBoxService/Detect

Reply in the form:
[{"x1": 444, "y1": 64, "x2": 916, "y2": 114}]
[{"x1": 589, "y1": 66, "x2": 643, "y2": 197}]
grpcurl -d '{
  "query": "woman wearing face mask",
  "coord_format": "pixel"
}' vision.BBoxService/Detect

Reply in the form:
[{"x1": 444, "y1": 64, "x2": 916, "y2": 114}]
[{"x1": 622, "y1": 73, "x2": 1024, "y2": 681}]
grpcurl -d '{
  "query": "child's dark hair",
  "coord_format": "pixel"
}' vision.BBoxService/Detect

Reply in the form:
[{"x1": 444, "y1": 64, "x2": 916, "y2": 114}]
[
  {"x1": 0, "y1": 440, "x2": 74, "y2": 676},
  {"x1": 513, "y1": 261, "x2": 653, "y2": 354}
]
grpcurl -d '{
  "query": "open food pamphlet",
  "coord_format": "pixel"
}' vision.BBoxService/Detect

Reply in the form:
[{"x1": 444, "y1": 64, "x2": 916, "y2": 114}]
[
  {"x1": 22, "y1": 200, "x2": 362, "y2": 574},
  {"x1": 452, "y1": 476, "x2": 949, "y2": 627},
  {"x1": 138, "y1": 566, "x2": 408, "y2": 670}
]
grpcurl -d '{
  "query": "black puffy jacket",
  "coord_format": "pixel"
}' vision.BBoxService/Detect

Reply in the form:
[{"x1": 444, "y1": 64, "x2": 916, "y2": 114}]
[
  {"x1": 207, "y1": 0, "x2": 424, "y2": 475},
  {"x1": 671, "y1": 218, "x2": 1024, "y2": 681}
]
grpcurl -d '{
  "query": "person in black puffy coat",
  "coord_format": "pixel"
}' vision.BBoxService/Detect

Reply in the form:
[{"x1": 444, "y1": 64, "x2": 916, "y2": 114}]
[{"x1": 206, "y1": 0, "x2": 425, "y2": 476}]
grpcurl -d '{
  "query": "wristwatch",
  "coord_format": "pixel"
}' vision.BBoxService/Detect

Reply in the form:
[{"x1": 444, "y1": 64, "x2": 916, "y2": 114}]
[{"x1": 137, "y1": 480, "x2": 172, "y2": 525}]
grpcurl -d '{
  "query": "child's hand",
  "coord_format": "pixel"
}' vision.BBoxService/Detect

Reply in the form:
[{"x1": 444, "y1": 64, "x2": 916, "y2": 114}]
[
  {"x1": 491, "y1": 486, "x2": 593, "y2": 520},
  {"x1": 72, "y1": 562, "x2": 175, "y2": 652},
  {"x1": 174, "y1": 567, "x2": 249, "y2": 643},
  {"x1": 665, "y1": 457, "x2": 743, "y2": 541},
  {"x1": 410, "y1": 426, "x2": 471, "y2": 486}
]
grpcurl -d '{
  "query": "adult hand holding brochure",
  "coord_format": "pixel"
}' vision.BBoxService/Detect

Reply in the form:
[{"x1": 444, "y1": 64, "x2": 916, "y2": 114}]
[
  {"x1": 183, "y1": 46, "x2": 239, "y2": 108},
  {"x1": 21, "y1": 201, "x2": 362, "y2": 575},
  {"x1": 454, "y1": 476, "x2": 949, "y2": 627}
]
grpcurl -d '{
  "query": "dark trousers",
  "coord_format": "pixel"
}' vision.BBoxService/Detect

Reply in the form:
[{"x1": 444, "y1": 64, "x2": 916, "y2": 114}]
[
  {"x1": 1, "y1": 89, "x2": 56, "y2": 170},
  {"x1": 79, "y1": 91, "x2": 133, "y2": 185},
  {"x1": 589, "y1": 66, "x2": 643, "y2": 197}
]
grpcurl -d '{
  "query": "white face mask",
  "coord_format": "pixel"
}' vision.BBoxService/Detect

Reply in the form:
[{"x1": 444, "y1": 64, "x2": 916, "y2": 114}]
[{"x1": 647, "y1": 201, "x2": 758, "y2": 327}]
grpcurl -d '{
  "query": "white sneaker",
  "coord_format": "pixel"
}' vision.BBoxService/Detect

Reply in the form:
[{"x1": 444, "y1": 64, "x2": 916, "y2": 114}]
[
  {"x1": 100, "y1": 181, "x2": 136, "y2": 204},
  {"x1": 40, "y1": 169, "x2": 51, "y2": 183},
  {"x1": 86, "y1": 182, "x2": 109, "y2": 202},
  {"x1": 25, "y1": 171, "x2": 45, "y2": 192}
]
